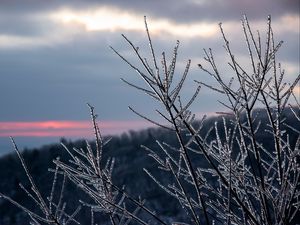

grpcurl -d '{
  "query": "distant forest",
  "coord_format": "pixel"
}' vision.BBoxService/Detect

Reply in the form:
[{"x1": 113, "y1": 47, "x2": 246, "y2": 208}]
[{"x1": 0, "y1": 109, "x2": 299, "y2": 224}]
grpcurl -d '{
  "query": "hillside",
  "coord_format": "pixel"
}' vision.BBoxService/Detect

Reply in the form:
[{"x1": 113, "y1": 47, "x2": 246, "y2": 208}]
[{"x1": 0, "y1": 110, "x2": 299, "y2": 224}]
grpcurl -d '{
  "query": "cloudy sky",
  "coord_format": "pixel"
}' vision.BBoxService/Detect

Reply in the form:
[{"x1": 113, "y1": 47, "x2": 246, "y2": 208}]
[{"x1": 0, "y1": 0, "x2": 299, "y2": 154}]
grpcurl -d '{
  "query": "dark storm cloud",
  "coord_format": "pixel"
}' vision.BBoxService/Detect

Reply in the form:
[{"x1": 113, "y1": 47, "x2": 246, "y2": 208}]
[
  {"x1": 0, "y1": 29, "x2": 160, "y2": 121},
  {"x1": 0, "y1": 14, "x2": 49, "y2": 36},
  {"x1": 103, "y1": 0, "x2": 299, "y2": 22},
  {"x1": 0, "y1": 0, "x2": 298, "y2": 23}
]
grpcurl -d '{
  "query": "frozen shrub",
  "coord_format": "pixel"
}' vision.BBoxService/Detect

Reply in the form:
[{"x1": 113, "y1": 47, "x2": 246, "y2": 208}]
[{"x1": 1, "y1": 16, "x2": 299, "y2": 225}]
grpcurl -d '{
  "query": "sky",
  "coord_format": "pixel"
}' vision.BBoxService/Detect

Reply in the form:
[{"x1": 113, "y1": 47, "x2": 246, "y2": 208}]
[{"x1": 0, "y1": 0, "x2": 299, "y2": 155}]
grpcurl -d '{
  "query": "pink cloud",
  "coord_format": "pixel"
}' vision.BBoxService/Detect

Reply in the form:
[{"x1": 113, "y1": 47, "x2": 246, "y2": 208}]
[{"x1": 0, "y1": 120, "x2": 151, "y2": 137}]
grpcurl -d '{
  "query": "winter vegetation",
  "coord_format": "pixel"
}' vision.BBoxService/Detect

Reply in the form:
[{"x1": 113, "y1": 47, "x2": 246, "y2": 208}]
[{"x1": 0, "y1": 16, "x2": 299, "y2": 225}]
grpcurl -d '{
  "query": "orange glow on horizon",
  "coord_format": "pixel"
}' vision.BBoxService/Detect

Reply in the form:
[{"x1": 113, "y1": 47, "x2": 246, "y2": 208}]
[
  {"x1": 294, "y1": 86, "x2": 300, "y2": 95},
  {"x1": 0, "y1": 121, "x2": 90, "y2": 130},
  {"x1": 0, "y1": 120, "x2": 151, "y2": 137}
]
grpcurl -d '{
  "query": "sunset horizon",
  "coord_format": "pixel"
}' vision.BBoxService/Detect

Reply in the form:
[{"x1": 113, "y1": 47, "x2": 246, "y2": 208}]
[{"x1": 0, "y1": 0, "x2": 298, "y2": 155}]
